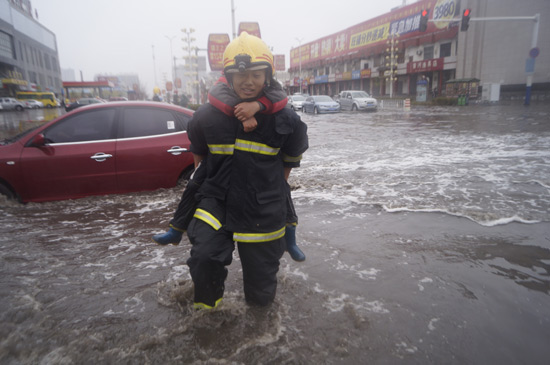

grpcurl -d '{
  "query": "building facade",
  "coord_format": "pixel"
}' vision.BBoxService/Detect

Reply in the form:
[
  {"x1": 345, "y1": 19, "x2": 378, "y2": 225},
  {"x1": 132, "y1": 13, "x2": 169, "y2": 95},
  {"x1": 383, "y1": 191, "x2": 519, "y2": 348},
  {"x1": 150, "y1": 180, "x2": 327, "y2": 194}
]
[
  {"x1": 0, "y1": 0, "x2": 62, "y2": 97},
  {"x1": 288, "y1": 0, "x2": 549, "y2": 100}
]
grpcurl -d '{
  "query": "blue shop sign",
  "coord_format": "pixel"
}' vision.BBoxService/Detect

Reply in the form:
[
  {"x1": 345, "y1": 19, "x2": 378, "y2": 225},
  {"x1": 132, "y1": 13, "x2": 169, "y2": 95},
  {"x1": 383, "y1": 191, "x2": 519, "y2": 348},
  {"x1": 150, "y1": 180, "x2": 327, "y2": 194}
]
[
  {"x1": 352, "y1": 70, "x2": 361, "y2": 80},
  {"x1": 315, "y1": 75, "x2": 328, "y2": 83}
]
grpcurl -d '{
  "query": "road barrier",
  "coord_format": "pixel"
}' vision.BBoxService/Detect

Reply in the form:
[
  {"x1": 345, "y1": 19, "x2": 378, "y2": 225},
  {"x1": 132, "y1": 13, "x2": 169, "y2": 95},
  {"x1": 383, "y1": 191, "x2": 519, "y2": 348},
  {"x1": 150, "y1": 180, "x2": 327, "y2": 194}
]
[{"x1": 379, "y1": 99, "x2": 405, "y2": 109}]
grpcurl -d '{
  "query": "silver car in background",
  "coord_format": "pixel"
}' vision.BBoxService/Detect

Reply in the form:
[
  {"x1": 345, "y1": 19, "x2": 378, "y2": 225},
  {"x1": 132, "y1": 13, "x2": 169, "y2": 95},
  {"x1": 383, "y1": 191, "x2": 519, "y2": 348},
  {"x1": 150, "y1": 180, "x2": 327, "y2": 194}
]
[
  {"x1": 288, "y1": 94, "x2": 306, "y2": 111},
  {"x1": 338, "y1": 90, "x2": 378, "y2": 111}
]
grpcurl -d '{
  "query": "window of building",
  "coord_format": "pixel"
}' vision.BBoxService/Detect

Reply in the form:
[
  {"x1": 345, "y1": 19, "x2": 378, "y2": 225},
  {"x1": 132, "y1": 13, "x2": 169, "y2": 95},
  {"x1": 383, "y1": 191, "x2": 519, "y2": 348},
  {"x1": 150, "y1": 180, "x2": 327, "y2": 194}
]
[
  {"x1": 0, "y1": 31, "x2": 15, "y2": 59},
  {"x1": 440, "y1": 42, "x2": 452, "y2": 58},
  {"x1": 423, "y1": 45, "x2": 434, "y2": 60},
  {"x1": 44, "y1": 53, "x2": 51, "y2": 70}
]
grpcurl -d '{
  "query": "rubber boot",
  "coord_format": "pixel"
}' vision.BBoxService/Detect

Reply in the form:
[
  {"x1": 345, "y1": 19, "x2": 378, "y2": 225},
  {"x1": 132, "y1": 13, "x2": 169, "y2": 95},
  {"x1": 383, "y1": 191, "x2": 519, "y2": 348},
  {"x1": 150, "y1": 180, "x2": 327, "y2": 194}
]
[
  {"x1": 285, "y1": 225, "x2": 305, "y2": 262},
  {"x1": 152, "y1": 227, "x2": 183, "y2": 246}
]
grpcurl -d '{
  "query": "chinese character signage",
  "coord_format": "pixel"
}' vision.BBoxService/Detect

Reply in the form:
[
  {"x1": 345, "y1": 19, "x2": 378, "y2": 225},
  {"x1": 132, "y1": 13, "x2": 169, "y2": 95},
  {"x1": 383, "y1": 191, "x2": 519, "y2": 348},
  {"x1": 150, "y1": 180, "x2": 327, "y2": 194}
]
[
  {"x1": 274, "y1": 54, "x2": 286, "y2": 71},
  {"x1": 238, "y1": 22, "x2": 261, "y2": 38},
  {"x1": 289, "y1": 0, "x2": 460, "y2": 68},
  {"x1": 208, "y1": 34, "x2": 230, "y2": 71},
  {"x1": 406, "y1": 58, "x2": 444, "y2": 73}
]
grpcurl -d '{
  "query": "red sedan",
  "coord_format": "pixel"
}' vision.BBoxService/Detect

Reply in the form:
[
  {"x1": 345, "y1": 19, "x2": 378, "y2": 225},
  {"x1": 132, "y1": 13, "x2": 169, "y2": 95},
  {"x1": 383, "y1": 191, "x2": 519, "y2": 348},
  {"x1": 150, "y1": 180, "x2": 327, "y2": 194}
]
[{"x1": 0, "y1": 101, "x2": 195, "y2": 203}]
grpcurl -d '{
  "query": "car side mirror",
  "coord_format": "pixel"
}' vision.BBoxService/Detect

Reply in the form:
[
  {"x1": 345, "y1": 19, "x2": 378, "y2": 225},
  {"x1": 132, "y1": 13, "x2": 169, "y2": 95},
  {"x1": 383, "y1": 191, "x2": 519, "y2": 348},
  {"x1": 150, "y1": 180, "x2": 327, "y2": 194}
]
[{"x1": 29, "y1": 133, "x2": 46, "y2": 147}]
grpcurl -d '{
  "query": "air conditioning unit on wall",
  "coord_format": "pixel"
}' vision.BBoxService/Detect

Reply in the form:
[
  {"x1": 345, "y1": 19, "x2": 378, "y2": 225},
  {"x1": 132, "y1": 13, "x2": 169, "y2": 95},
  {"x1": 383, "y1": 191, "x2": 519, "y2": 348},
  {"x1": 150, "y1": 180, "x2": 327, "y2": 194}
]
[{"x1": 416, "y1": 49, "x2": 423, "y2": 56}]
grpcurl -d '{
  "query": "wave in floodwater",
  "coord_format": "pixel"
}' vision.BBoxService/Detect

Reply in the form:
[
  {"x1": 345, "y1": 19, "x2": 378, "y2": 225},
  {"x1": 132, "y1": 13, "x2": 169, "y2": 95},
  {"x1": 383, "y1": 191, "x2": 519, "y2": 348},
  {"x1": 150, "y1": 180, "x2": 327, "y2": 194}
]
[{"x1": 291, "y1": 105, "x2": 550, "y2": 226}]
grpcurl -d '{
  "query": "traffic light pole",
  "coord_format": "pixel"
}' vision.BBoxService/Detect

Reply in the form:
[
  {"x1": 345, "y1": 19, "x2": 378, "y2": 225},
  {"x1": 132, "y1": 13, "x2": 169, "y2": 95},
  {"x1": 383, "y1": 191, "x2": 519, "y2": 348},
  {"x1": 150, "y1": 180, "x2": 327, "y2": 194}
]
[{"x1": 431, "y1": 13, "x2": 540, "y2": 105}]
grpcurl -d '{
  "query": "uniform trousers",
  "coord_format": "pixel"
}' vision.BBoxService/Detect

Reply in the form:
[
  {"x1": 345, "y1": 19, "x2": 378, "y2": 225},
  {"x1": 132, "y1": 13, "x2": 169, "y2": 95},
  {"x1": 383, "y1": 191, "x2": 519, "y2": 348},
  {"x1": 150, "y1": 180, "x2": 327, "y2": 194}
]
[{"x1": 186, "y1": 217, "x2": 285, "y2": 307}]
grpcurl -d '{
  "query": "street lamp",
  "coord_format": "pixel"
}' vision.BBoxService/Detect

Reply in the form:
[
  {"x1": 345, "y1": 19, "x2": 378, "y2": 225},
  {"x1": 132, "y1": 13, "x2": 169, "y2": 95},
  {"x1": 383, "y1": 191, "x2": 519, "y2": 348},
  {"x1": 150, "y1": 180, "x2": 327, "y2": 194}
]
[
  {"x1": 385, "y1": 33, "x2": 399, "y2": 98},
  {"x1": 182, "y1": 28, "x2": 197, "y2": 102},
  {"x1": 165, "y1": 35, "x2": 176, "y2": 102}
]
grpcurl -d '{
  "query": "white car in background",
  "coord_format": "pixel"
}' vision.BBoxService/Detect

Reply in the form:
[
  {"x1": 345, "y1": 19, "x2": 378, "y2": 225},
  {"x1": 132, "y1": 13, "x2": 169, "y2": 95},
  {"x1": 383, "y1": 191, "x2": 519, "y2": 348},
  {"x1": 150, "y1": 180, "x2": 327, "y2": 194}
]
[
  {"x1": 288, "y1": 94, "x2": 306, "y2": 111},
  {"x1": 23, "y1": 99, "x2": 44, "y2": 109},
  {"x1": 0, "y1": 97, "x2": 25, "y2": 111},
  {"x1": 338, "y1": 90, "x2": 378, "y2": 111}
]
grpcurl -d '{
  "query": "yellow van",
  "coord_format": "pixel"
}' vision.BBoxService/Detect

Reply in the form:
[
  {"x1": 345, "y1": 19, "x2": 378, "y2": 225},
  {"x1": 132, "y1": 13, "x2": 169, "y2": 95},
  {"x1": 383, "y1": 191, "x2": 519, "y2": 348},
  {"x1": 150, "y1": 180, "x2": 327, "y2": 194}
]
[{"x1": 16, "y1": 91, "x2": 59, "y2": 108}]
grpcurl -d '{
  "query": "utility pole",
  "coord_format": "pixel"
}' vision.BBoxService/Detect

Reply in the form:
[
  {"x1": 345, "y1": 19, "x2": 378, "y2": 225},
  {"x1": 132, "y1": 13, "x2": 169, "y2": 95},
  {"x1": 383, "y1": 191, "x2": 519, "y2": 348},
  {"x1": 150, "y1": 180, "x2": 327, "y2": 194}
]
[
  {"x1": 231, "y1": 0, "x2": 236, "y2": 39},
  {"x1": 164, "y1": 35, "x2": 176, "y2": 102},
  {"x1": 385, "y1": 33, "x2": 399, "y2": 98},
  {"x1": 152, "y1": 45, "x2": 158, "y2": 87},
  {"x1": 182, "y1": 28, "x2": 197, "y2": 102}
]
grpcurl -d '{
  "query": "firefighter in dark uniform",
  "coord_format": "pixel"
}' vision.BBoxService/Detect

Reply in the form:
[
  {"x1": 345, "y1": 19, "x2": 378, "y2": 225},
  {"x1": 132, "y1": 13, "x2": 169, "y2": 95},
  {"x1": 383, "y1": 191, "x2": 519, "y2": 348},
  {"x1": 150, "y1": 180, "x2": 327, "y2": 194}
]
[{"x1": 186, "y1": 32, "x2": 308, "y2": 309}]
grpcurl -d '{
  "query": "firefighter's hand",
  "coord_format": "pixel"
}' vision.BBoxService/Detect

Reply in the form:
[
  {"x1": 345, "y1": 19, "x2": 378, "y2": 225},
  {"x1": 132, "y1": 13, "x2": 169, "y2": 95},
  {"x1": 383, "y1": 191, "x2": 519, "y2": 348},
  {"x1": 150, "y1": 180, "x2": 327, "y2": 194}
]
[
  {"x1": 235, "y1": 102, "x2": 261, "y2": 121},
  {"x1": 242, "y1": 117, "x2": 258, "y2": 132}
]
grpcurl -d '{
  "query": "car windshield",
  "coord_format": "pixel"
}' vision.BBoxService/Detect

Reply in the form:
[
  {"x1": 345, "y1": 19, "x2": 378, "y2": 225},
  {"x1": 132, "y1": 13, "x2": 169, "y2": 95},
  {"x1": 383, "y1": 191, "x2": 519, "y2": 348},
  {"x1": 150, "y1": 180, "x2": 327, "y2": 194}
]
[
  {"x1": 292, "y1": 95, "x2": 306, "y2": 101},
  {"x1": 313, "y1": 96, "x2": 334, "y2": 102},
  {"x1": 350, "y1": 91, "x2": 370, "y2": 98}
]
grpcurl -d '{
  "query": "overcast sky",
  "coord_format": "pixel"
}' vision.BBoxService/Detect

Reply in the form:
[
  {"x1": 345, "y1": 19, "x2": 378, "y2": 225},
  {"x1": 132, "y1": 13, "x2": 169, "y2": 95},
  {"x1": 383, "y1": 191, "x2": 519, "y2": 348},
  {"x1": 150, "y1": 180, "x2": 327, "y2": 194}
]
[{"x1": 31, "y1": 0, "x2": 410, "y2": 92}]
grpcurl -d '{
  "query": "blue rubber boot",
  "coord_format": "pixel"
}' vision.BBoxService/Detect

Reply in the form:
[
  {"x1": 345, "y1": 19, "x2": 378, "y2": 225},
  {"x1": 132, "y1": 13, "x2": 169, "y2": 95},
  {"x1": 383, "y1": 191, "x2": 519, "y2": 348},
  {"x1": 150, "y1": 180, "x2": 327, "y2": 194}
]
[
  {"x1": 285, "y1": 225, "x2": 305, "y2": 262},
  {"x1": 153, "y1": 227, "x2": 183, "y2": 246}
]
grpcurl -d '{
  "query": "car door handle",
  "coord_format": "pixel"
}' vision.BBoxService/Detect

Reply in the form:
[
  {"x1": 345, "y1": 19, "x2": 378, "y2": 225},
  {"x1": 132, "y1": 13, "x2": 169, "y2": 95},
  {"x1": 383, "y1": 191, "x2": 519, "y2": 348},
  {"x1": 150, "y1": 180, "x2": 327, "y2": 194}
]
[
  {"x1": 167, "y1": 146, "x2": 188, "y2": 155},
  {"x1": 90, "y1": 152, "x2": 113, "y2": 162}
]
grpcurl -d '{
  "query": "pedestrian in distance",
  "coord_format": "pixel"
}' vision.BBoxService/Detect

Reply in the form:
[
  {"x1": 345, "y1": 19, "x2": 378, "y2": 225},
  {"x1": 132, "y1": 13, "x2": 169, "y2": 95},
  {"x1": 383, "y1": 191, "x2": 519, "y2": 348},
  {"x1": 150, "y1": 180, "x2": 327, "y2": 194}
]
[{"x1": 176, "y1": 32, "x2": 308, "y2": 309}]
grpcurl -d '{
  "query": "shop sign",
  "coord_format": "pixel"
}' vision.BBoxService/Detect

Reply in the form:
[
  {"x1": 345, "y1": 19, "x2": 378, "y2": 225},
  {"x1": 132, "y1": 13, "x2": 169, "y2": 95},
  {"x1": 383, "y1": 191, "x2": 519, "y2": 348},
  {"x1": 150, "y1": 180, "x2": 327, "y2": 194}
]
[
  {"x1": 274, "y1": 54, "x2": 286, "y2": 71},
  {"x1": 360, "y1": 69, "x2": 371, "y2": 78},
  {"x1": 208, "y1": 34, "x2": 230, "y2": 71},
  {"x1": 335, "y1": 73, "x2": 343, "y2": 81},
  {"x1": 343, "y1": 72, "x2": 352, "y2": 80},
  {"x1": 407, "y1": 58, "x2": 444, "y2": 73},
  {"x1": 315, "y1": 75, "x2": 328, "y2": 84},
  {"x1": 328, "y1": 74, "x2": 336, "y2": 82},
  {"x1": 238, "y1": 22, "x2": 261, "y2": 38},
  {"x1": 352, "y1": 70, "x2": 361, "y2": 80}
]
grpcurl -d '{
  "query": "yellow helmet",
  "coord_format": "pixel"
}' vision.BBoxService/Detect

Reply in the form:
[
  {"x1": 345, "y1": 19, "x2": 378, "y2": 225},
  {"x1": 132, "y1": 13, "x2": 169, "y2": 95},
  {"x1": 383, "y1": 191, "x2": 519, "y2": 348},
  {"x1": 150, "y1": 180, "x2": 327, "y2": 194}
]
[{"x1": 223, "y1": 32, "x2": 274, "y2": 76}]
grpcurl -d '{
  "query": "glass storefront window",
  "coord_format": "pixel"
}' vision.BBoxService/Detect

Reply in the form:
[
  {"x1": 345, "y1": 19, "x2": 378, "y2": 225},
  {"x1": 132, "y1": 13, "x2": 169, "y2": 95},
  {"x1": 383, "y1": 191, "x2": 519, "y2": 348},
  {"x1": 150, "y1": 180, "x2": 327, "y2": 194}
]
[{"x1": 0, "y1": 30, "x2": 14, "y2": 59}]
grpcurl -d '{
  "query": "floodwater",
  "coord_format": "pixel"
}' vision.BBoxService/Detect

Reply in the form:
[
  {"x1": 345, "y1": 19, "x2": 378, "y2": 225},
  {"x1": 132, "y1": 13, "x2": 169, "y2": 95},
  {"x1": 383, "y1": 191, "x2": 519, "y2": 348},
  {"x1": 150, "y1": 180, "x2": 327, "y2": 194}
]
[{"x1": 1, "y1": 103, "x2": 549, "y2": 364}]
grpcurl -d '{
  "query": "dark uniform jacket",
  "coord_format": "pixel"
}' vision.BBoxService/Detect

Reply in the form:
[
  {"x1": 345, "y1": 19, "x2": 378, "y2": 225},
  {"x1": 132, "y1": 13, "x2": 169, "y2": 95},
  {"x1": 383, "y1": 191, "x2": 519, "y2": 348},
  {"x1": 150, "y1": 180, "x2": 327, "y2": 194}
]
[{"x1": 187, "y1": 103, "x2": 308, "y2": 243}]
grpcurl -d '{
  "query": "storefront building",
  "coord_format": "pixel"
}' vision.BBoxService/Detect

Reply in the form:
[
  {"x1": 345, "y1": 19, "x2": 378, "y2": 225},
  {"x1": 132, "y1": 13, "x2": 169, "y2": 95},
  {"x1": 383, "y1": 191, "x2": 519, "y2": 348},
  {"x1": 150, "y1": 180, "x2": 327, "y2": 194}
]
[
  {"x1": 0, "y1": 0, "x2": 62, "y2": 97},
  {"x1": 288, "y1": 0, "x2": 549, "y2": 100}
]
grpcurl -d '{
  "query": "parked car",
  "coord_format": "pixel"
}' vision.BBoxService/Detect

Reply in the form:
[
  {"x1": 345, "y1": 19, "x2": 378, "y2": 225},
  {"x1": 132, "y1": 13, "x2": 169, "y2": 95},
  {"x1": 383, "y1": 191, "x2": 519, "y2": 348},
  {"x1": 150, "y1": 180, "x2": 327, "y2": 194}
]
[
  {"x1": 65, "y1": 97, "x2": 106, "y2": 112},
  {"x1": 0, "y1": 97, "x2": 25, "y2": 111},
  {"x1": 0, "y1": 101, "x2": 195, "y2": 203},
  {"x1": 338, "y1": 90, "x2": 378, "y2": 111},
  {"x1": 23, "y1": 99, "x2": 44, "y2": 109},
  {"x1": 109, "y1": 96, "x2": 129, "y2": 102},
  {"x1": 302, "y1": 95, "x2": 341, "y2": 114},
  {"x1": 288, "y1": 94, "x2": 306, "y2": 111}
]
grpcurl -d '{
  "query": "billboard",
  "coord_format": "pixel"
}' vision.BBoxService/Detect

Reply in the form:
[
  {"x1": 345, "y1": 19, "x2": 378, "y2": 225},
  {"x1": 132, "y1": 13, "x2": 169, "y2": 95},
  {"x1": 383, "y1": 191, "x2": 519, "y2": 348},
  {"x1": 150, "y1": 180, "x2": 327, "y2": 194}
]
[
  {"x1": 274, "y1": 54, "x2": 286, "y2": 71},
  {"x1": 289, "y1": 0, "x2": 461, "y2": 68},
  {"x1": 207, "y1": 34, "x2": 230, "y2": 71},
  {"x1": 238, "y1": 22, "x2": 261, "y2": 38}
]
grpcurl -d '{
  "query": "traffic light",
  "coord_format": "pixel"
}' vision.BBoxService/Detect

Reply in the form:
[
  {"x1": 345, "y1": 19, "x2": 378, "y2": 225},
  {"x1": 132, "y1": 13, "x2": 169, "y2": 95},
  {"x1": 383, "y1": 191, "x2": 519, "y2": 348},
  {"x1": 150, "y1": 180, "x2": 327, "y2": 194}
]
[
  {"x1": 461, "y1": 8, "x2": 471, "y2": 31},
  {"x1": 419, "y1": 9, "x2": 429, "y2": 32}
]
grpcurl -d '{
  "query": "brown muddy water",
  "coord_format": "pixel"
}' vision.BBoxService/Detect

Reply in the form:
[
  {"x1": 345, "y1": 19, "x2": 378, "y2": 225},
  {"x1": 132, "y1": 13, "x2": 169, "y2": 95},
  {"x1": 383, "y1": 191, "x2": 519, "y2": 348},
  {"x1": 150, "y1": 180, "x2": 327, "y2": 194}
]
[{"x1": 1, "y1": 104, "x2": 549, "y2": 364}]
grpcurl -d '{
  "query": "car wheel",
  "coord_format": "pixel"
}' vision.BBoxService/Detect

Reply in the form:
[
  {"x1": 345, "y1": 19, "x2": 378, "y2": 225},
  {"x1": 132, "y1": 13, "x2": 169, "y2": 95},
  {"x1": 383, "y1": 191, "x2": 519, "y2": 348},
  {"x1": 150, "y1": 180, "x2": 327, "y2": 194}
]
[
  {"x1": 0, "y1": 183, "x2": 18, "y2": 202},
  {"x1": 352, "y1": 104, "x2": 357, "y2": 111},
  {"x1": 15, "y1": 105, "x2": 23, "y2": 111},
  {"x1": 314, "y1": 107, "x2": 320, "y2": 114},
  {"x1": 177, "y1": 167, "x2": 195, "y2": 187}
]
